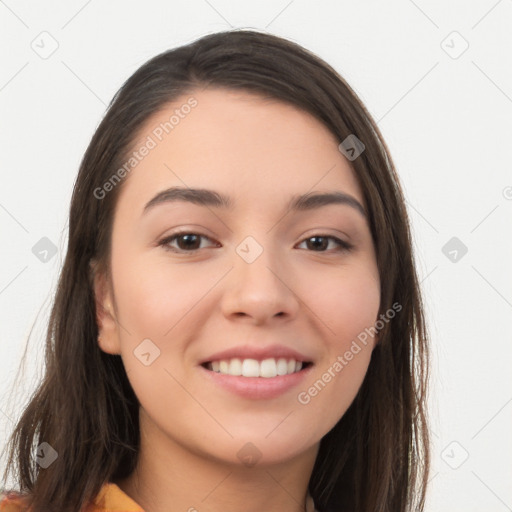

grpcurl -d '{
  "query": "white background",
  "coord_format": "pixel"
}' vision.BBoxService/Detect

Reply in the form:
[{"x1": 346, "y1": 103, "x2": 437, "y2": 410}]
[{"x1": 1, "y1": 1, "x2": 511, "y2": 510}]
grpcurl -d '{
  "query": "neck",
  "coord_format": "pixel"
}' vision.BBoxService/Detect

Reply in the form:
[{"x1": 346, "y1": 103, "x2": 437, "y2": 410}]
[{"x1": 115, "y1": 413, "x2": 319, "y2": 512}]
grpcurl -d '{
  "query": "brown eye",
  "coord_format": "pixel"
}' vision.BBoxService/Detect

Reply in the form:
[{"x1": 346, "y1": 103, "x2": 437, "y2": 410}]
[
  {"x1": 297, "y1": 235, "x2": 353, "y2": 253},
  {"x1": 159, "y1": 232, "x2": 218, "y2": 253}
]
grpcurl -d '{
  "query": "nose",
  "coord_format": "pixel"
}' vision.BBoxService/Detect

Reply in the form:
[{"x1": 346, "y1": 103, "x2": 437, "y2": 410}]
[{"x1": 220, "y1": 244, "x2": 300, "y2": 325}]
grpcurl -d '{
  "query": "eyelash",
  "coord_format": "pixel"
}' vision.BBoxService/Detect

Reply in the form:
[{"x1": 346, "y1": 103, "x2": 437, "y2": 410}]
[{"x1": 158, "y1": 230, "x2": 354, "y2": 254}]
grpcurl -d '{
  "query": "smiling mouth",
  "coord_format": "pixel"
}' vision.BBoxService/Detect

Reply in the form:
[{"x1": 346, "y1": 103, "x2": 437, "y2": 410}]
[{"x1": 201, "y1": 358, "x2": 313, "y2": 378}]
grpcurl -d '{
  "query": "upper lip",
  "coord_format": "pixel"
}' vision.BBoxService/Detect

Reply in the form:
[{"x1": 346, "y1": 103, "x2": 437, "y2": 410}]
[{"x1": 199, "y1": 344, "x2": 314, "y2": 365}]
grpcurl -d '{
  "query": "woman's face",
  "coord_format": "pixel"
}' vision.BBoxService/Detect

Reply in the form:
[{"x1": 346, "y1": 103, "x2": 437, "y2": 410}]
[{"x1": 95, "y1": 88, "x2": 380, "y2": 467}]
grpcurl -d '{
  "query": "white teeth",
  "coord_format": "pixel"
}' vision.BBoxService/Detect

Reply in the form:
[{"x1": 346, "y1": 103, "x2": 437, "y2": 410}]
[
  {"x1": 276, "y1": 358, "x2": 289, "y2": 376},
  {"x1": 207, "y1": 357, "x2": 307, "y2": 377},
  {"x1": 242, "y1": 358, "x2": 260, "y2": 377},
  {"x1": 260, "y1": 358, "x2": 277, "y2": 378},
  {"x1": 229, "y1": 358, "x2": 242, "y2": 376}
]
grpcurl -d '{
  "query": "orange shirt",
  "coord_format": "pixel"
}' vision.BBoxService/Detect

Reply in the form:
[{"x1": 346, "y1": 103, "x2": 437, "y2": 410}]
[
  {"x1": 1, "y1": 483, "x2": 320, "y2": 511},
  {"x1": 0, "y1": 483, "x2": 144, "y2": 512}
]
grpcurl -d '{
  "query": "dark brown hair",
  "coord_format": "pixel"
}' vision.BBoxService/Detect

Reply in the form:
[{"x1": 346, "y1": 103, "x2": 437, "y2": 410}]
[{"x1": 1, "y1": 28, "x2": 430, "y2": 512}]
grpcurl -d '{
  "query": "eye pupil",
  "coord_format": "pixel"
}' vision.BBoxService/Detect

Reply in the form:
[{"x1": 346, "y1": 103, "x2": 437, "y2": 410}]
[
  {"x1": 308, "y1": 236, "x2": 328, "y2": 251},
  {"x1": 178, "y1": 234, "x2": 200, "y2": 250}
]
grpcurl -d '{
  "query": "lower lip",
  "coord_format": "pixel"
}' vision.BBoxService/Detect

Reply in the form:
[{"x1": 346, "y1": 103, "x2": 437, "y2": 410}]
[{"x1": 198, "y1": 364, "x2": 313, "y2": 400}]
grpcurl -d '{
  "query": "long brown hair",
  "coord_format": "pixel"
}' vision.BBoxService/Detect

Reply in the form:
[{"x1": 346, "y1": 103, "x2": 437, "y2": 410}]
[{"x1": 1, "y1": 29, "x2": 430, "y2": 512}]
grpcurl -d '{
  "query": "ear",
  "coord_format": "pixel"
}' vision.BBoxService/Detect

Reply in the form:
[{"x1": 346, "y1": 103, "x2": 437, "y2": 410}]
[{"x1": 90, "y1": 260, "x2": 121, "y2": 355}]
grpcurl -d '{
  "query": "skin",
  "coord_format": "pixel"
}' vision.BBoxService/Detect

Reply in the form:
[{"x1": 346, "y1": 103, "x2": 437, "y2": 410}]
[{"x1": 94, "y1": 88, "x2": 381, "y2": 512}]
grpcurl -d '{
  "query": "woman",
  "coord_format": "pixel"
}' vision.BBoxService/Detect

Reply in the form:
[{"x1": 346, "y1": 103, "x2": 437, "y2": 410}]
[{"x1": 1, "y1": 29, "x2": 430, "y2": 512}]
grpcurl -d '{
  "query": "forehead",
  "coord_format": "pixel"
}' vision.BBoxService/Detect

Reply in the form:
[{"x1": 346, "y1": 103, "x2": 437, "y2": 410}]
[{"x1": 117, "y1": 88, "x2": 364, "y2": 213}]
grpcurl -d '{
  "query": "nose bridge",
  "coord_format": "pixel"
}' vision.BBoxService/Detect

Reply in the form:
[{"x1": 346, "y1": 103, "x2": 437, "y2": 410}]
[
  {"x1": 221, "y1": 232, "x2": 298, "y2": 322},
  {"x1": 234, "y1": 233, "x2": 285, "y2": 290}
]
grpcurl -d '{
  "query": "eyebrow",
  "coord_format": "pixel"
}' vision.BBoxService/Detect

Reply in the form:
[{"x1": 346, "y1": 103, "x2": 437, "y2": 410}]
[{"x1": 142, "y1": 186, "x2": 367, "y2": 219}]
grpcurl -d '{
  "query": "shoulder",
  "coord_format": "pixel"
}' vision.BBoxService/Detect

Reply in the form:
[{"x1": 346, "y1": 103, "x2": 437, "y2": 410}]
[
  {"x1": 0, "y1": 491, "x2": 30, "y2": 512},
  {"x1": 0, "y1": 482, "x2": 144, "y2": 512}
]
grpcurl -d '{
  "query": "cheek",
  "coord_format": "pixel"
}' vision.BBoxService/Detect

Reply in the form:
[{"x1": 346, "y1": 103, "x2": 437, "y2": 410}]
[
  {"x1": 112, "y1": 250, "x2": 204, "y2": 338},
  {"x1": 307, "y1": 263, "x2": 380, "y2": 344},
  {"x1": 110, "y1": 253, "x2": 209, "y2": 400},
  {"x1": 298, "y1": 264, "x2": 380, "y2": 412}
]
